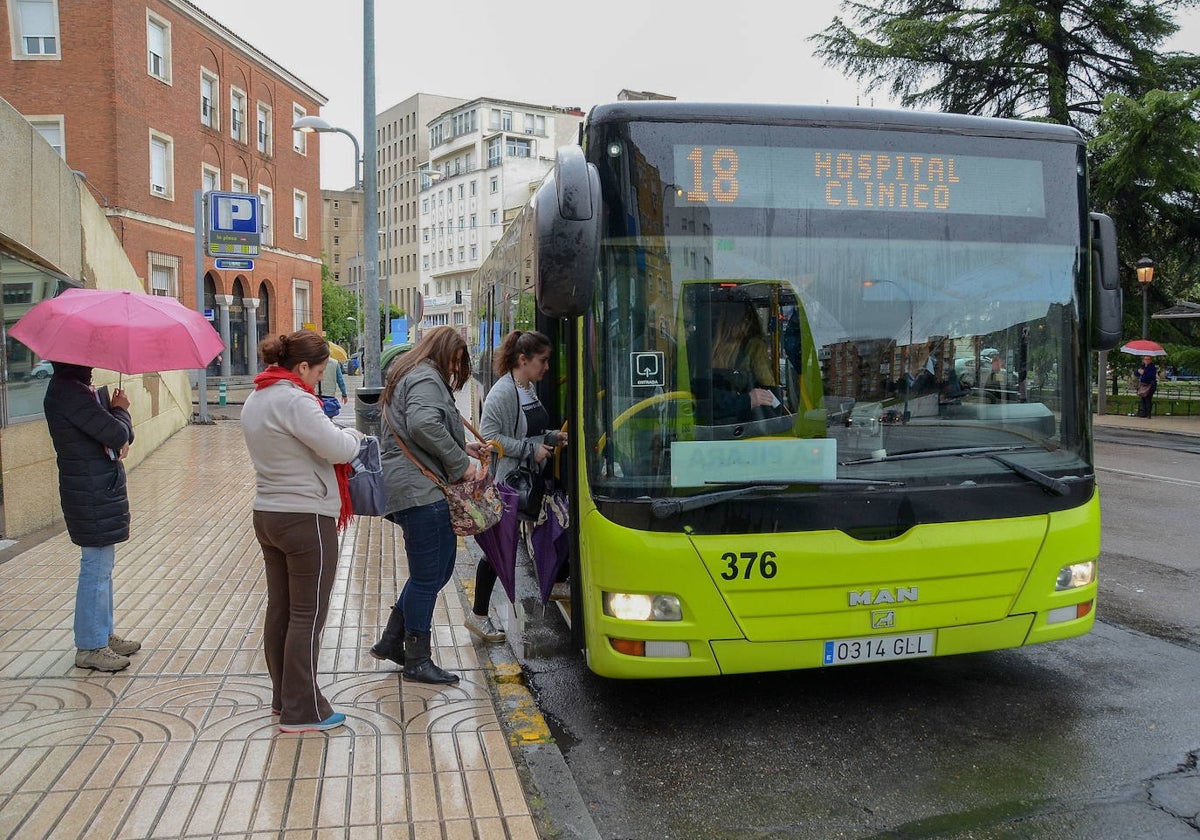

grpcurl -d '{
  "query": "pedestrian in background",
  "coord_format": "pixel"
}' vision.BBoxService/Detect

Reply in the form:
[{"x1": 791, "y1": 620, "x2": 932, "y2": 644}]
[
  {"x1": 45, "y1": 362, "x2": 141, "y2": 672},
  {"x1": 474, "y1": 329, "x2": 569, "y2": 636},
  {"x1": 1137, "y1": 355, "x2": 1158, "y2": 418},
  {"x1": 372, "y1": 326, "x2": 487, "y2": 684},
  {"x1": 242, "y1": 330, "x2": 364, "y2": 733},
  {"x1": 318, "y1": 345, "x2": 347, "y2": 404}
]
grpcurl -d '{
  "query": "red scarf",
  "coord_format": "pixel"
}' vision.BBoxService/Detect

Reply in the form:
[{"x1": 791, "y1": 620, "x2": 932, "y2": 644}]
[{"x1": 254, "y1": 365, "x2": 354, "y2": 532}]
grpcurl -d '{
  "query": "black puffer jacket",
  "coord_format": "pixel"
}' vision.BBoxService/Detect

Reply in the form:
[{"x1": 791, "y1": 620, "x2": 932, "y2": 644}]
[{"x1": 44, "y1": 364, "x2": 135, "y2": 547}]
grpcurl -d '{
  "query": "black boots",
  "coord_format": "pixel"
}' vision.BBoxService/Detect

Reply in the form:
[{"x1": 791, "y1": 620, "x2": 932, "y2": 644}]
[
  {"x1": 369, "y1": 607, "x2": 405, "y2": 666},
  {"x1": 401, "y1": 631, "x2": 459, "y2": 684}
]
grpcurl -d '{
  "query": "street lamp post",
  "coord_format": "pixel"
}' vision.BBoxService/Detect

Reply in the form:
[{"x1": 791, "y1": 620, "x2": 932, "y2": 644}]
[
  {"x1": 291, "y1": 109, "x2": 380, "y2": 387},
  {"x1": 291, "y1": 116, "x2": 362, "y2": 188},
  {"x1": 1136, "y1": 255, "x2": 1155, "y2": 340},
  {"x1": 346, "y1": 316, "x2": 358, "y2": 368}
]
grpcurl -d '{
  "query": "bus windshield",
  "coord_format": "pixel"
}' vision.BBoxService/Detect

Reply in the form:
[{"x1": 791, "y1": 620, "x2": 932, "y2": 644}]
[{"x1": 584, "y1": 119, "x2": 1091, "y2": 498}]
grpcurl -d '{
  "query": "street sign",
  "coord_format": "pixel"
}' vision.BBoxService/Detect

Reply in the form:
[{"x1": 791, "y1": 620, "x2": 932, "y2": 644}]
[
  {"x1": 203, "y1": 308, "x2": 216, "y2": 320},
  {"x1": 206, "y1": 191, "x2": 260, "y2": 257},
  {"x1": 214, "y1": 258, "x2": 255, "y2": 271}
]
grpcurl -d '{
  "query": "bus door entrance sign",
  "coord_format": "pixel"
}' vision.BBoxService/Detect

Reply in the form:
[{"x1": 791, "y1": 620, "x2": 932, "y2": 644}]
[
  {"x1": 632, "y1": 352, "x2": 665, "y2": 387},
  {"x1": 206, "y1": 191, "x2": 260, "y2": 257}
]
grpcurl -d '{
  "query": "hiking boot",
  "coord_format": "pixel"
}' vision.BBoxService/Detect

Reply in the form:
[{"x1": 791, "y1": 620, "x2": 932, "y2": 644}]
[
  {"x1": 75, "y1": 646, "x2": 130, "y2": 672},
  {"x1": 464, "y1": 613, "x2": 506, "y2": 643},
  {"x1": 402, "y1": 631, "x2": 459, "y2": 685},
  {"x1": 108, "y1": 634, "x2": 141, "y2": 656}
]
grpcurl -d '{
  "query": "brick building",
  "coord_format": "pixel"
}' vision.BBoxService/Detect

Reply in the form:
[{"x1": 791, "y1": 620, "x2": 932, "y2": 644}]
[{"x1": 1, "y1": 0, "x2": 326, "y2": 376}]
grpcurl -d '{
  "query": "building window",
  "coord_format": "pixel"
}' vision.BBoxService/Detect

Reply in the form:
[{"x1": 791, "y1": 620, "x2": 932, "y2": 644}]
[
  {"x1": 149, "y1": 130, "x2": 174, "y2": 199},
  {"x1": 201, "y1": 164, "x2": 219, "y2": 195},
  {"x1": 490, "y1": 177, "x2": 498, "y2": 194},
  {"x1": 230, "y1": 88, "x2": 247, "y2": 143},
  {"x1": 333, "y1": 217, "x2": 339, "y2": 229},
  {"x1": 489, "y1": 209, "x2": 498, "y2": 226},
  {"x1": 535, "y1": 115, "x2": 546, "y2": 135},
  {"x1": 487, "y1": 137, "x2": 501, "y2": 167},
  {"x1": 147, "y1": 252, "x2": 179, "y2": 298},
  {"x1": 292, "y1": 104, "x2": 306, "y2": 153},
  {"x1": 231, "y1": 174, "x2": 248, "y2": 195},
  {"x1": 29, "y1": 116, "x2": 64, "y2": 157},
  {"x1": 293, "y1": 281, "x2": 311, "y2": 330},
  {"x1": 489, "y1": 109, "x2": 501, "y2": 130},
  {"x1": 469, "y1": 213, "x2": 476, "y2": 228},
  {"x1": 258, "y1": 185, "x2": 273, "y2": 246},
  {"x1": 470, "y1": 244, "x2": 477, "y2": 260},
  {"x1": 12, "y1": 0, "x2": 60, "y2": 57},
  {"x1": 293, "y1": 189, "x2": 307, "y2": 239},
  {"x1": 506, "y1": 137, "x2": 532, "y2": 158},
  {"x1": 200, "y1": 69, "x2": 218, "y2": 128},
  {"x1": 501, "y1": 110, "x2": 512, "y2": 131},
  {"x1": 146, "y1": 12, "x2": 171, "y2": 82},
  {"x1": 470, "y1": 180, "x2": 477, "y2": 196},
  {"x1": 256, "y1": 102, "x2": 272, "y2": 154},
  {"x1": 333, "y1": 235, "x2": 339, "y2": 246}
]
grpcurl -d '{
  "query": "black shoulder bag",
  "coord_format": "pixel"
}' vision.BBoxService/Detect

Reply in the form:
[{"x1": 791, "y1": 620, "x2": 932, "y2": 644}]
[{"x1": 504, "y1": 376, "x2": 547, "y2": 520}]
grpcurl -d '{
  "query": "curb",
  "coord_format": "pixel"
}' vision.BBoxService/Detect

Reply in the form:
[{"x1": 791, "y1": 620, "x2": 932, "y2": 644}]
[{"x1": 455, "y1": 546, "x2": 602, "y2": 840}]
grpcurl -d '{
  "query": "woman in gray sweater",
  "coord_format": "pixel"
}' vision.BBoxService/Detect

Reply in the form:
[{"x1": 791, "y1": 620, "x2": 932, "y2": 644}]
[
  {"x1": 371, "y1": 326, "x2": 486, "y2": 684},
  {"x1": 242, "y1": 330, "x2": 364, "y2": 732}
]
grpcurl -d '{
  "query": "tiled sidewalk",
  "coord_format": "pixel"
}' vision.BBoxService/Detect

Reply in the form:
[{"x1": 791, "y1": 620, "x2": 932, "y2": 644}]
[{"x1": 0, "y1": 422, "x2": 538, "y2": 840}]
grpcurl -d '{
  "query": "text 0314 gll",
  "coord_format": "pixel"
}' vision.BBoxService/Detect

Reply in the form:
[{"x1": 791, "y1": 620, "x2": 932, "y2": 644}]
[{"x1": 823, "y1": 632, "x2": 935, "y2": 666}]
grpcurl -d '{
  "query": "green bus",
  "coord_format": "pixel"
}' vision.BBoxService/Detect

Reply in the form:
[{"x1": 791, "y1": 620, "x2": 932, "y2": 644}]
[{"x1": 473, "y1": 102, "x2": 1122, "y2": 678}]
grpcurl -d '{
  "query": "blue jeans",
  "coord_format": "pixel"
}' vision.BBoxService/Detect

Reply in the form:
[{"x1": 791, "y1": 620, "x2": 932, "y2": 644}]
[
  {"x1": 387, "y1": 500, "x2": 456, "y2": 634},
  {"x1": 75, "y1": 544, "x2": 115, "y2": 650}
]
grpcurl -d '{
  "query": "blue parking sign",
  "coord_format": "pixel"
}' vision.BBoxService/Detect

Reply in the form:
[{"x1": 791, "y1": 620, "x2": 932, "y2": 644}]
[{"x1": 206, "y1": 191, "x2": 260, "y2": 257}]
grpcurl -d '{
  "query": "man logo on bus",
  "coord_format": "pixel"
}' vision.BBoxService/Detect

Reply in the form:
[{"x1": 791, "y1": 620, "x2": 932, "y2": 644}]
[{"x1": 849, "y1": 587, "x2": 918, "y2": 606}]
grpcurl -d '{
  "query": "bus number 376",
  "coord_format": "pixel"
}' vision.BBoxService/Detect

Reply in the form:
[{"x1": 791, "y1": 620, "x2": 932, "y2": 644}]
[{"x1": 720, "y1": 551, "x2": 778, "y2": 581}]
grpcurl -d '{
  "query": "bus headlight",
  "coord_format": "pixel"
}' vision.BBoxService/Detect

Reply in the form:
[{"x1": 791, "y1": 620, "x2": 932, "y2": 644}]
[
  {"x1": 602, "y1": 592, "x2": 682, "y2": 621},
  {"x1": 1055, "y1": 561, "x2": 1096, "y2": 591}
]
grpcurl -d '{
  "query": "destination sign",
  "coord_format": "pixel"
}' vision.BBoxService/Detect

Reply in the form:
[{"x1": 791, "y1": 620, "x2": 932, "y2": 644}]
[{"x1": 674, "y1": 145, "x2": 1046, "y2": 217}]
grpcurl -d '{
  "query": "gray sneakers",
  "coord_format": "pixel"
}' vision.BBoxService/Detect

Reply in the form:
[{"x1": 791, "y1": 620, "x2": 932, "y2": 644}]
[
  {"x1": 74, "y1": 633, "x2": 141, "y2": 671},
  {"x1": 463, "y1": 614, "x2": 506, "y2": 643},
  {"x1": 74, "y1": 646, "x2": 130, "y2": 672},
  {"x1": 107, "y1": 634, "x2": 141, "y2": 656}
]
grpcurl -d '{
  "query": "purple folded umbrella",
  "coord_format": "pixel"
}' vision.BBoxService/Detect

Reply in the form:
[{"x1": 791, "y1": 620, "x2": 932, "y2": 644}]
[
  {"x1": 530, "y1": 491, "x2": 570, "y2": 603},
  {"x1": 473, "y1": 482, "x2": 520, "y2": 602}
]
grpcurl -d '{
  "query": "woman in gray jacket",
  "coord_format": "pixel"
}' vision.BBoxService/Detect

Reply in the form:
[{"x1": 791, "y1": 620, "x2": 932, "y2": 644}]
[
  {"x1": 371, "y1": 326, "x2": 486, "y2": 684},
  {"x1": 468, "y1": 330, "x2": 568, "y2": 641}
]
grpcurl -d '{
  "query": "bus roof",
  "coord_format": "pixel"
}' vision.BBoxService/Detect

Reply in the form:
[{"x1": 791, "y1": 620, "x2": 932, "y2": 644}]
[{"x1": 585, "y1": 102, "x2": 1084, "y2": 145}]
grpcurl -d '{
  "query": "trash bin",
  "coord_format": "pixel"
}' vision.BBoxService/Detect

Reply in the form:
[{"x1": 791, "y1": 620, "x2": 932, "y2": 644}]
[{"x1": 355, "y1": 387, "x2": 383, "y2": 438}]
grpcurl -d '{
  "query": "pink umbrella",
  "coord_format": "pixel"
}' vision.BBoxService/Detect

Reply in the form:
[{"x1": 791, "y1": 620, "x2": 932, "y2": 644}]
[
  {"x1": 10, "y1": 288, "x2": 224, "y2": 374},
  {"x1": 1119, "y1": 339, "x2": 1167, "y2": 357}
]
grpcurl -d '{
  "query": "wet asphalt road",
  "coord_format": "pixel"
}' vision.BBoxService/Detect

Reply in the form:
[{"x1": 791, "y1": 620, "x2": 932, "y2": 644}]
[{"x1": 510, "y1": 427, "x2": 1200, "y2": 839}]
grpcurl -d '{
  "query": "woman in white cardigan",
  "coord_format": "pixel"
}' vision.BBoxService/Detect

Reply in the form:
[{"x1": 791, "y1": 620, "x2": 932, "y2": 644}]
[{"x1": 242, "y1": 329, "x2": 363, "y2": 733}]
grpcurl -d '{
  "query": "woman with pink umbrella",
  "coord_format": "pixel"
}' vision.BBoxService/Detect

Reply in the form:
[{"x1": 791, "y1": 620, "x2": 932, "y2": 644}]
[{"x1": 1120, "y1": 339, "x2": 1167, "y2": 419}]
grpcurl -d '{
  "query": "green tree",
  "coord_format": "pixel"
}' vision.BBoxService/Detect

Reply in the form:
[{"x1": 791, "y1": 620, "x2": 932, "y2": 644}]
[
  {"x1": 321, "y1": 273, "x2": 358, "y2": 347},
  {"x1": 812, "y1": 0, "x2": 1200, "y2": 129},
  {"x1": 813, "y1": 0, "x2": 1200, "y2": 329},
  {"x1": 1089, "y1": 88, "x2": 1200, "y2": 312}
]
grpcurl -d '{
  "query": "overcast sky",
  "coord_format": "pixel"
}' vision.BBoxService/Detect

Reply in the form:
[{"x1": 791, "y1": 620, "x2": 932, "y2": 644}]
[{"x1": 189, "y1": 0, "x2": 1200, "y2": 191}]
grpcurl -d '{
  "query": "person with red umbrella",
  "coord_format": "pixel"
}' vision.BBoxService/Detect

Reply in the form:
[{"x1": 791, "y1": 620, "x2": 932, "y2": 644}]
[
  {"x1": 1136, "y1": 355, "x2": 1159, "y2": 418},
  {"x1": 44, "y1": 362, "x2": 141, "y2": 672}
]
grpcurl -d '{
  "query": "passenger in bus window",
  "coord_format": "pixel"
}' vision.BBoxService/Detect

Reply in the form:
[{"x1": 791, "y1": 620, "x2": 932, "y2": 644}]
[{"x1": 706, "y1": 301, "x2": 780, "y2": 424}]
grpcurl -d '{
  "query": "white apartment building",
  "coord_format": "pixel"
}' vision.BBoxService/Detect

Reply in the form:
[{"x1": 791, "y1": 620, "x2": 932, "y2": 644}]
[
  {"x1": 376, "y1": 92, "x2": 467, "y2": 324},
  {"x1": 418, "y1": 98, "x2": 584, "y2": 338}
]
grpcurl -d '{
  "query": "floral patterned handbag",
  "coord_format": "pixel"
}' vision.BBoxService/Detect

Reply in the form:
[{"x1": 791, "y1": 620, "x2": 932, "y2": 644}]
[{"x1": 391, "y1": 416, "x2": 504, "y2": 537}]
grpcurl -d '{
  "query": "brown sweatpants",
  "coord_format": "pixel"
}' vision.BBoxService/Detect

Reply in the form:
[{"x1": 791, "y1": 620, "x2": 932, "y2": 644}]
[{"x1": 253, "y1": 510, "x2": 338, "y2": 726}]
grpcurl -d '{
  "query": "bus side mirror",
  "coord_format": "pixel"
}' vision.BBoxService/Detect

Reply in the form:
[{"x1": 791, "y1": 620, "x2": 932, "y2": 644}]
[
  {"x1": 1089, "y1": 212, "x2": 1122, "y2": 351},
  {"x1": 535, "y1": 145, "x2": 600, "y2": 318}
]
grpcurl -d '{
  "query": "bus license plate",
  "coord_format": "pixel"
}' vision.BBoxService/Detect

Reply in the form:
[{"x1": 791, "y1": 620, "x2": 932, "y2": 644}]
[{"x1": 823, "y1": 632, "x2": 935, "y2": 666}]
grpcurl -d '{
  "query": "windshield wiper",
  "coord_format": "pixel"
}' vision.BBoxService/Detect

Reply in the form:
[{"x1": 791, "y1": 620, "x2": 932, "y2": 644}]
[
  {"x1": 983, "y1": 453, "x2": 1071, "y2": 496},
  {"x1": 841, "y1": 445, "x2": 1072, "y2": 496},
  {"x1": 649, "y1": 477, "x2": 904, "y2": 519},
  {"x1": 841, "y1": 445, "x2": 1030, "y2": 465}
]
